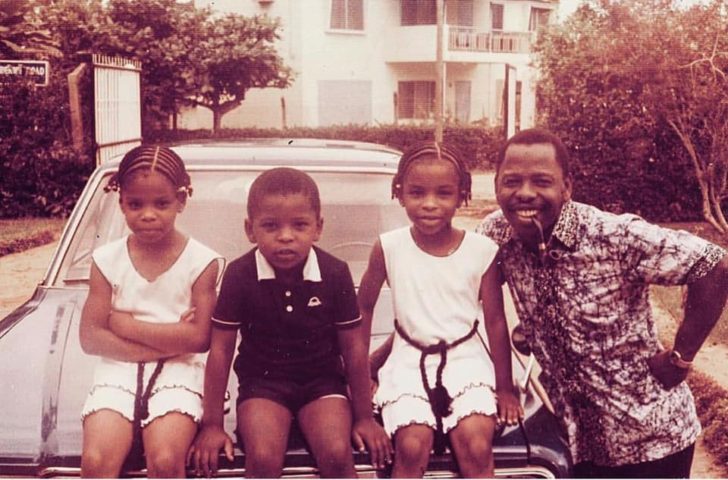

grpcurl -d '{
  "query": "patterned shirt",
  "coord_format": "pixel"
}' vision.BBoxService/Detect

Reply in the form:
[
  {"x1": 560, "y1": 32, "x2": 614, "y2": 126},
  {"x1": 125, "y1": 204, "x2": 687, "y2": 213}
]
[{"x1": 476, "y1": 201, "x2": 726, "y2": 466}]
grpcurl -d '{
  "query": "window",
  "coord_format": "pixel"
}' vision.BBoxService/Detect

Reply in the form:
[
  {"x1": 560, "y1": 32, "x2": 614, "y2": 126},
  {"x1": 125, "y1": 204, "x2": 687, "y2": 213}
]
[
  {"x1": 398, "y1": 81, "x2": 435, "y2": 119},
  {"x1": 454, "y1": 0, "x2": 473, "y2": 27},
  {"x1": 529, "y1": 7, "x2": 551, "y2": 32},
  {"x1": 401, "y1": 0, "x2": 436, "y2": 26},
  {"x1": 490, "y1": 3, "x2": 503, "y2": 30},
  {"x1": 318, "y1": 80, "x2": 372, "y2": 126},
  {"x1": 330, "y1": 0, "x2": 364, "y2": 30}
]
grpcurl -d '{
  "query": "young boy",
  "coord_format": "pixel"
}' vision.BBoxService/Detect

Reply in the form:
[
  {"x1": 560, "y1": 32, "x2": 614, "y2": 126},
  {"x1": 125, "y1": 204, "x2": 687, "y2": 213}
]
[{"x1": 189, "y1": 167, "x2": 392, "y2": 478}]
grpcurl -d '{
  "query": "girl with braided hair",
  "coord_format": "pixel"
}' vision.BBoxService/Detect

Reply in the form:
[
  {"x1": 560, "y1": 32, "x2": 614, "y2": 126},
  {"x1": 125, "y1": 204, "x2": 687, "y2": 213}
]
[
  {"x1": 79, "y1": 145, "x2": 223, "y2": 477},
  {"x1": 359, "y1": 141, "x2": 523, "y2": 477}
]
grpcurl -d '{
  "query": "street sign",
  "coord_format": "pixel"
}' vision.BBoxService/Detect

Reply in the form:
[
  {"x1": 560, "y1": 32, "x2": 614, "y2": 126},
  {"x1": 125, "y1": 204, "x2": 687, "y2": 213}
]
[{"x1": 0, "y1": 60, "x2": 50, "y2": 86}]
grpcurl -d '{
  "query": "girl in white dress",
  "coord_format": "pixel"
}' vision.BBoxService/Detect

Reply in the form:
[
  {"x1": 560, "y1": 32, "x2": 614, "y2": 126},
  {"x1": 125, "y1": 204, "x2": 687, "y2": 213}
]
[
  {"x1": 359, "y1": 142, "x2": 523, "y2": 477},
  {"x1": 79, "y1": 146, "x2": 222, "y2": 478}
]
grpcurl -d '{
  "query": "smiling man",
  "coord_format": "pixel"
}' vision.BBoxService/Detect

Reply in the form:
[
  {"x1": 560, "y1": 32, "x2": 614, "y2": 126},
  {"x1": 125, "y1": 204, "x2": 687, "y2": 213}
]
[{"x1": 476, "y1": 128, "x2": 728, "y2": 478}]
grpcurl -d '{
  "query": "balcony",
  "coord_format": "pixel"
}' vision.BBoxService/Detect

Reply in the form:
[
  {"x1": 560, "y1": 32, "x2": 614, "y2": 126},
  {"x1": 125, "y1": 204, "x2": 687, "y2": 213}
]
[
  {"x1": 448, "y1": 27, "x2": 533, "y2": 54},
  {"x1": 384, "y1": 25, "x2": 535, "y2": 63}
]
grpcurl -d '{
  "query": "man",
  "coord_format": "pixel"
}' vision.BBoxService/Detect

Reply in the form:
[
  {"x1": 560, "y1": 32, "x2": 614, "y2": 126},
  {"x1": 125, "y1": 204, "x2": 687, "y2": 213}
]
[{"x1": 476, "y1": 128, "x2": 728, "y2": 478}]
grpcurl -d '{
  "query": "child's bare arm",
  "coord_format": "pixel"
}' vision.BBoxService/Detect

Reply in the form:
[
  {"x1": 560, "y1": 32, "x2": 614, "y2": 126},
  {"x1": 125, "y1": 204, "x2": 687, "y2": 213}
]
[
  {"x1": 358, "y1": 240, "x2": 387, "y2": 351},
  {"x1": 79, "y1": 262, "x2": 167, "y2": 362},
  {"x1": 481, "y1": 256, "x2": 523, "y2": 425},
  {"x1": 346, "y1": 240, "x2": 393, "y2": 468},
  {"x1": 189, "y1": 327, "x2": 238, "y2": 477},
  {"x1": 109, "y1": 260, "x2": 220, "y2": 354},
  {"x1": 338, "y1": 324, "x2": 393, "y2": 469}
]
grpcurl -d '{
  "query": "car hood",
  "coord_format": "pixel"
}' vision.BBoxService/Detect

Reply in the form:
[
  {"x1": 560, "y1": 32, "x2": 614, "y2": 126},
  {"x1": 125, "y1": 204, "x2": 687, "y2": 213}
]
[
  {"x1": 0, "y1": 287, "x2": 87, "y2": 468},
  {"x1": 0, "y1": 285, "x2": 571, "y2": 477},
  {"x1": 0, "y1": 285, "x2": 399, "y2": 471}
]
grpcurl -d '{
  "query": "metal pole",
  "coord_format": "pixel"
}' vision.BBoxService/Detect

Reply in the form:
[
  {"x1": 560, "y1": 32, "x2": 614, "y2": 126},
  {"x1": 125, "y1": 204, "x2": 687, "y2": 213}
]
[{"x1": 435, "y1": 0, "x2": 444, "y2": 143}]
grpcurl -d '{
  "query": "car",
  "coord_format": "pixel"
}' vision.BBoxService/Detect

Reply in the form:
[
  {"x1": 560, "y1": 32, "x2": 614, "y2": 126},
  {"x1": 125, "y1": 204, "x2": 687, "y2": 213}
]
[{"x1": 0, "y1": 139, "x2": 572, "y2": 478}]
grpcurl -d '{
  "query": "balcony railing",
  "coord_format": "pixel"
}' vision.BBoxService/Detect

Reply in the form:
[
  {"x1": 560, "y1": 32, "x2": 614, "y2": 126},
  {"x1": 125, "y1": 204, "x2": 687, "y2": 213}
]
[{"x1": 448, "y1": 27, "x2": 533, "y2": 54}]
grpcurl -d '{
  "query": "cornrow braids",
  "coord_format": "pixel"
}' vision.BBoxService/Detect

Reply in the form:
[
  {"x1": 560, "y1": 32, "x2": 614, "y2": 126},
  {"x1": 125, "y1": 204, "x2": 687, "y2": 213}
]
[
  {"x1": 391, "y1": 141, "x2": 472, "y2": 205},
  {"x1": 104, "y1": 146, "x2": 193, "y2": 197}
]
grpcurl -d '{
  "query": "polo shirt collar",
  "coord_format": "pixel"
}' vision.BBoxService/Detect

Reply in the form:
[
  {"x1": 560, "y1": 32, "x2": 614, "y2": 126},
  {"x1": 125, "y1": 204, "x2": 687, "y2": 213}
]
[
  {"x1": 496, "y1": 200, "x2": 578, "y2": 250},
  {"x1": 255, "y1": 248, "x2": 322, "y2": 282}
]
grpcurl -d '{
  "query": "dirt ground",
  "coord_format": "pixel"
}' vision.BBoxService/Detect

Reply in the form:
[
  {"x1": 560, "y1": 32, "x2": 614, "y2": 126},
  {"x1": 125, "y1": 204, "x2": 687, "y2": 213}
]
[{"x1": 2, "y1": 236, "x2": 727, "y2": 477}]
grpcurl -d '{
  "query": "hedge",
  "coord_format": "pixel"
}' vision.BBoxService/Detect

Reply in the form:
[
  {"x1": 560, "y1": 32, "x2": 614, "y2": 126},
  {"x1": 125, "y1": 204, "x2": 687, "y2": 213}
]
[
  {"x1": 560, "y1": 123, "x2": 703, "y2": 223},
  {"x1": 146, "y1": 124, "x2": 504, "y2": 172},
  {"x1": 0, "y1": 64, "x2": 94, "y2": 219},
  {"x1": 0, "y1": 102, "x2": 706, "y2": 223},
  {"x1": 148, "y1": 124, "x2": 704, "y2": 223}
]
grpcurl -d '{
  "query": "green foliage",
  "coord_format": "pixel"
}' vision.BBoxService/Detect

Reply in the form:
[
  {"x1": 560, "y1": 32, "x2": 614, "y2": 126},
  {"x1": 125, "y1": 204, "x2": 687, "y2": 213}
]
[
  {"x1": 147, "y1": 124, "x2": 504, "y2": 171},
  {"x1": 101, "y1": 0, "x2": 210, "y2": 125},
  {"x1": 190, "y1": 13, "x2": 293, "y2": 131},
  {"x1": 0, "y1": 76, "x2": 93, "y2": 218},
  {"x1": 534, "y1": 0, "x2": 727, "y2": 222},
  {"x1": 39, "y1": 0, "x2": 292, "y2": 132},
  {"x1": 0, "y1": 0, "x2": 61, "y2": 57}
]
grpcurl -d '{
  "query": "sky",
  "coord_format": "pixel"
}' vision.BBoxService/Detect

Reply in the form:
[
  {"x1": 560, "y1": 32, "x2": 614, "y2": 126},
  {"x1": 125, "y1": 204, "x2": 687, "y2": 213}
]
[
  {"x1": 557, "y1": 0, "x2": 582, "y2": 20},
  {"x1": 556, "y1": 0, "x2": 710, "y2": 21}
]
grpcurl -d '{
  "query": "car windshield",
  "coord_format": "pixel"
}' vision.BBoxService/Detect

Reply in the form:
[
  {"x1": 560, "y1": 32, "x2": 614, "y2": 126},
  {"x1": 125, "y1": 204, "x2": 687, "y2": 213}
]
[{"x1": 60, "y1": 169, "x2": 407, "y2": 285}]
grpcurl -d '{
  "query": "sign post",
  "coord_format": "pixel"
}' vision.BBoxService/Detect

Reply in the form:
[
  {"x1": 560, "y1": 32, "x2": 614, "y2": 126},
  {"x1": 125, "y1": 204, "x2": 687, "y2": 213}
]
[{"x1": 0, "y1": 60, "x2": 50, "y2": 86}]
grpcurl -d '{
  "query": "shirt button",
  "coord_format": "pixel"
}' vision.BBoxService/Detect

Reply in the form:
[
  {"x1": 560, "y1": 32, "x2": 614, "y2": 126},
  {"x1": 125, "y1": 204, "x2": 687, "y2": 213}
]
[
  {"x1": 285, "y1": 290, "x2": 291, "y2": 297},
  {"x1": 286, "y1": 305, "x2": 293, "y2": 312}
]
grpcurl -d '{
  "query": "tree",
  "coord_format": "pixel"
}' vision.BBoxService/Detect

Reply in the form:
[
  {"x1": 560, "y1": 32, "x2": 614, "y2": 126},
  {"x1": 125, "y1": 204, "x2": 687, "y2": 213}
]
[
  {"x1": 534, "y1": 0, "x2": 728, "y2": 233},
  {"x1": 641, "y1": 2, "x2": 728, "y2": 234},
  {"x1": 39, "y1": 0, "x2": 293, "y2": 133},
  {"x1": 0, "y1": 0, "x2": 60, "y2": 57},
  {"x1": 104, "y1": 0, "x2": 209, "y2": 129},
  {"x1": 189, "y1": 13, "x2": 293, "y2": 132}
]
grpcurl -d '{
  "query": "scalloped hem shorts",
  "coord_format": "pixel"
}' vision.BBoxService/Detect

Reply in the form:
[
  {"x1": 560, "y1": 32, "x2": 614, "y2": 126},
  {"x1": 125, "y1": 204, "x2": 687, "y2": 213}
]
[
  {"x1": 380, "y1": 384, "x2": 497, "y2": 437},
  {"x1": 81, "y1": 384, "x2": 203, "y2": 427}
]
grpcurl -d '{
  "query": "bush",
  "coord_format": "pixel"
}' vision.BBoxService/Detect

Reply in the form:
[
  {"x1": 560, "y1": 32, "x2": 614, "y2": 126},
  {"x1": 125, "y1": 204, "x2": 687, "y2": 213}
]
[
  {"x1": 0, "y1": 65, "x2": 94, "y2": 219},
  {"x1": 559, "y1": 121, "x2": 701, "y2": 223},
  {"x1": 150, "y1": 123, "x2": 704, "y2": 223}
]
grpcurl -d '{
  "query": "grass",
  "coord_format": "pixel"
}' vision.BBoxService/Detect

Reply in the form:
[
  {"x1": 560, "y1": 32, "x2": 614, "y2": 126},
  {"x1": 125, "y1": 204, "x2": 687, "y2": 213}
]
[{"x1": 0, "y1": 217, "x2": 67, "y2": 257}]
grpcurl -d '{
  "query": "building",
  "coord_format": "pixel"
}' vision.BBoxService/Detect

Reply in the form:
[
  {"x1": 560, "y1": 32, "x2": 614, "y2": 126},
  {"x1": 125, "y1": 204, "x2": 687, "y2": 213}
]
[{"x1": 180, "y1": 0, "x2": 558, "y2": 130}]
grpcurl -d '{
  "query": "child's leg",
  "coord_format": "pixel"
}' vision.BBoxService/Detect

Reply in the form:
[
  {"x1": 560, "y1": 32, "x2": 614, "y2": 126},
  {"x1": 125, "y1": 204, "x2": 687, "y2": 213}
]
[
  {"x1": 237, "y1": 398, "x2": 293, "y2": 478},
  {"x1": 81, "y1": 410, "x2": 133, "y2": 478},
  {"x1": 391, "y1": 424, "x2": 434, "y2": 478},
  {"x1": 297, "y1": 395, "x2": 356, "y2": 478},
  {"x1": 448, "y1": 414, "x2": 497, "y2": 478},
  {"x1": 142, "y1": 412, "x2": 197, "y2": 478}
]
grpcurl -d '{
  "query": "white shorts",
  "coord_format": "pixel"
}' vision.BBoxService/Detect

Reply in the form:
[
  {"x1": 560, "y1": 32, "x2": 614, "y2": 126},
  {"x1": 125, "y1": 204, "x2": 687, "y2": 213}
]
[
  {"x1": 380, "y1": 383, "x2": 497, "y2": 437},
  {"x1": 82, "y1": 384, "x2": 203, "y2": 427},
  {"x1": 81, "y1": 357, "x2": 205, "y2": 426}
]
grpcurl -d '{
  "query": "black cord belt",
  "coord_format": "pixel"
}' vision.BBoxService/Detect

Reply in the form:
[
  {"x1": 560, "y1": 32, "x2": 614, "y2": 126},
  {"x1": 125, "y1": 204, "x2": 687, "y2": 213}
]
[
  {"x1": 129, "y1": 360, "x2": 165, "y2": 459},
  {"x1": 393, "y1": 319, "x2": 479, "y2": 454}
]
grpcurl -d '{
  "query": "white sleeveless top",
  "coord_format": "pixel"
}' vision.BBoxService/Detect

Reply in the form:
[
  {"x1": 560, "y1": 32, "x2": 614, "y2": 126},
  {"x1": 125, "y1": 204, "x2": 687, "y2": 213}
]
[
  {"x1": 86, "y1": 235, "x2": 222, "y2": 405},
  {"x1": 374, "y1": 227, "x2": 499, "y2": 408}
]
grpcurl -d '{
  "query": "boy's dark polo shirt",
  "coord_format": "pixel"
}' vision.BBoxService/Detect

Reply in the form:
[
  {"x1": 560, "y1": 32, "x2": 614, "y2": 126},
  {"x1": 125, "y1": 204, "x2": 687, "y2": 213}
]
[{"x1": 213, "y1": 246, "x2": 361, "y2": 382}]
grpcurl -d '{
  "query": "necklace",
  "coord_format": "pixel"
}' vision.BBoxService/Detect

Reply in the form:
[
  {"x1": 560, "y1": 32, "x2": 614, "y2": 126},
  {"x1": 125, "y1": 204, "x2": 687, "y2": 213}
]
[{"x1": 410, "y1": 228, "x2": 462, "y2": 257}]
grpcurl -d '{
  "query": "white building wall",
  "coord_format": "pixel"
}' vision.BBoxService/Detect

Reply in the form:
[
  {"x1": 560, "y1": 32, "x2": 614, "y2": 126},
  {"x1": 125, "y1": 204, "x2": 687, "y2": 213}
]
[{"x1": 181, "y1": 0, "x2": 554, "y2": 130}]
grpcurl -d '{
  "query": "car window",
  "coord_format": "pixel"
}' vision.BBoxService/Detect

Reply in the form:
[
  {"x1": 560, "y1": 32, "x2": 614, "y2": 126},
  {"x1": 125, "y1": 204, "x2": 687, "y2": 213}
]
[{"x1": 59, "y1": 169, "x2": 407, "y2": 285}]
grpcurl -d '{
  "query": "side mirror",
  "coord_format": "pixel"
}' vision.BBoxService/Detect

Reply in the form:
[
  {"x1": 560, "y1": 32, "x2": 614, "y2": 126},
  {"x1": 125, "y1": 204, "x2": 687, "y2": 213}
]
[
  {"x1": 511, "y1": 324, "x2": 535, "y2": 394},
  {"x1": 511, "y1": 323, "x2": 531, "y2": 356}
]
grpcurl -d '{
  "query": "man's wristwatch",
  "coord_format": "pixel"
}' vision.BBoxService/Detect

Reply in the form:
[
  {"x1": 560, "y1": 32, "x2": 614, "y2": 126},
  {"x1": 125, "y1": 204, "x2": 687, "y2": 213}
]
[{"x1": 668, "y1": 349, "x2": 693, "y2": 369}]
